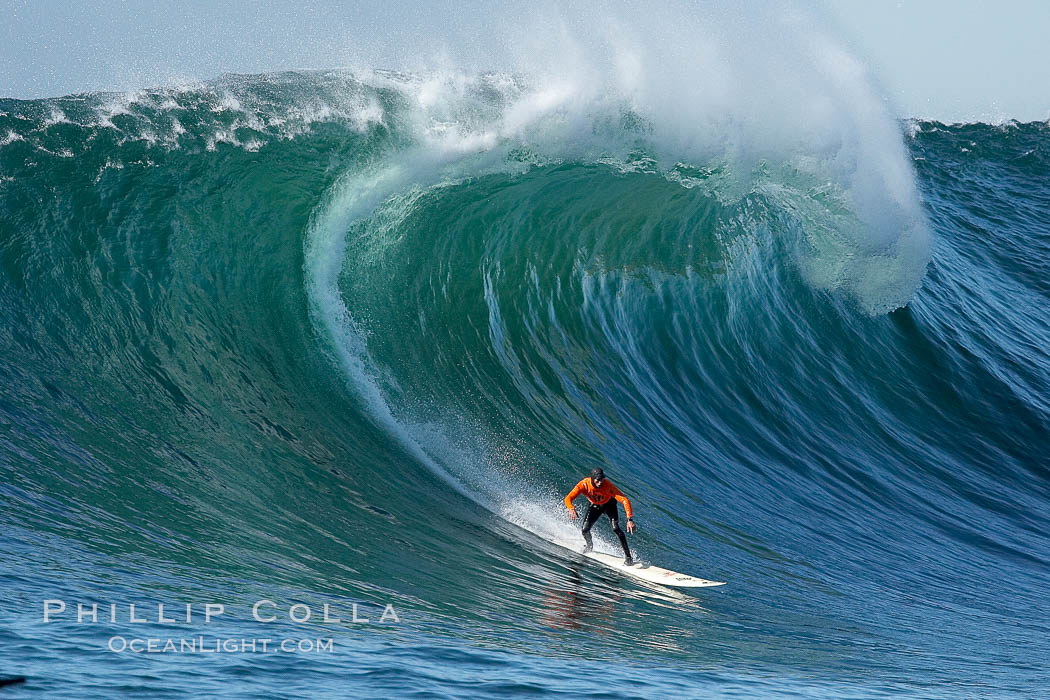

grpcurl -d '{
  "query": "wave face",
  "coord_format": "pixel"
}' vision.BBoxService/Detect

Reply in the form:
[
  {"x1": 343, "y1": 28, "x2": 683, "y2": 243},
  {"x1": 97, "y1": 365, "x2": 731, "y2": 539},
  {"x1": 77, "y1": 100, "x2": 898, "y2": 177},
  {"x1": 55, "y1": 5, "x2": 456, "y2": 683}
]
[{"x1": 2, "y1": 63, "x2": 1049, "y2": 697}]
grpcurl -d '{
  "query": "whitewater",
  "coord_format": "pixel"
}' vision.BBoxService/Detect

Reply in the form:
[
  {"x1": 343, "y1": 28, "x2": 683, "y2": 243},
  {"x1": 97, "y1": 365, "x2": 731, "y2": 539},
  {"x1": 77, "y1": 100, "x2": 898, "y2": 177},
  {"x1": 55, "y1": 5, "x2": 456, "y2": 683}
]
[{"x1": 2, "y1": 3, "x2": 1049, "y2": 698}]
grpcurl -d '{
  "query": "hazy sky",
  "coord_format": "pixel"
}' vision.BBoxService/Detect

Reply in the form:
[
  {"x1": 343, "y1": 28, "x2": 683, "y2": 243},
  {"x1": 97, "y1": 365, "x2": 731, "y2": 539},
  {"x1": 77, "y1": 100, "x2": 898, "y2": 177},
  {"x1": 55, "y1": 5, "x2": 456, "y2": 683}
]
[
  {"x1": 825, "y1": 0, "x2": 1050, "y2": 122},
  {"x1": 1, "y1": 0, "x2": 1048, "y2": 122}
]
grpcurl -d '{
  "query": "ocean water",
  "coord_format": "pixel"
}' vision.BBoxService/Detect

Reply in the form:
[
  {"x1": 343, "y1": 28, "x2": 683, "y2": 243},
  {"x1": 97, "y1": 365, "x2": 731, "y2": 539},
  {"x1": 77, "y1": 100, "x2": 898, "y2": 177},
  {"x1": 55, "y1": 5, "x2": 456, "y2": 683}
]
[{"x1": 1, "y1": 30, "x2": 1049, "y2": 700}]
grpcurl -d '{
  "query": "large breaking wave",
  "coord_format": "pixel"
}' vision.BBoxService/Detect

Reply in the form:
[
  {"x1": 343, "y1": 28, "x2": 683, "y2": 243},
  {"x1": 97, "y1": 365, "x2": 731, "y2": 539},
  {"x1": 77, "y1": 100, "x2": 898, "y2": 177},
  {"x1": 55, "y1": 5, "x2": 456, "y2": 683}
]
[{"x1": 2, "y1": 3, "x2": 1048, "y2": 696}]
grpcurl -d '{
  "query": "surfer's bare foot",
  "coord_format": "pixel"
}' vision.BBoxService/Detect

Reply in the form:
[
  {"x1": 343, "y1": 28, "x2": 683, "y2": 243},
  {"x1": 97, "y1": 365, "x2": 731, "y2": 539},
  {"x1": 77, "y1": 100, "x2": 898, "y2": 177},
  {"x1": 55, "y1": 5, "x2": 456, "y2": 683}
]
[
  {"x1": 582, "y1": 544, "x2": 592, "y2": 554},
  {"x1": 623, "y1": 557, "x2": 634, "y2": 566}
]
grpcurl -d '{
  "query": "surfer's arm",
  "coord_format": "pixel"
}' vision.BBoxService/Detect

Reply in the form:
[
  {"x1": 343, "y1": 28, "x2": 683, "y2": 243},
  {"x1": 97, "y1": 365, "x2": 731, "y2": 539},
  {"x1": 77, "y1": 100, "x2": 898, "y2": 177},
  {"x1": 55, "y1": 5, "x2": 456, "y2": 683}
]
[
  {"x1": 564, "y1": 480, "x2": 584, "y2": 517},
  {"x1": 611, "y1": 486, "x2": 633, "y2": 519}
]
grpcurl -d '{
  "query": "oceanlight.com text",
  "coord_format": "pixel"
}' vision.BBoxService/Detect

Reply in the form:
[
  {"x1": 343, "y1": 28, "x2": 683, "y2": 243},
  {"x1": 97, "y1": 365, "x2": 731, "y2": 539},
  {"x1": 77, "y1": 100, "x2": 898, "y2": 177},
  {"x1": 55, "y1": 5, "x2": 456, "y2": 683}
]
[{"x1": 107, "y1": 636, "x2": 335, "y2": 654}]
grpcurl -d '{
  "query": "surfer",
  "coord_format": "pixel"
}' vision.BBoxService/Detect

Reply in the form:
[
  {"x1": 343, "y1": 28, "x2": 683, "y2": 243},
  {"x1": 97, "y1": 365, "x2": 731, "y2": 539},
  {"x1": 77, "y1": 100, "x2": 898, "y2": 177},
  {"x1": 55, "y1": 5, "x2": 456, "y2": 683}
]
[{"x1": 564, "y1": 468, "x2": 636, "y2": 565}]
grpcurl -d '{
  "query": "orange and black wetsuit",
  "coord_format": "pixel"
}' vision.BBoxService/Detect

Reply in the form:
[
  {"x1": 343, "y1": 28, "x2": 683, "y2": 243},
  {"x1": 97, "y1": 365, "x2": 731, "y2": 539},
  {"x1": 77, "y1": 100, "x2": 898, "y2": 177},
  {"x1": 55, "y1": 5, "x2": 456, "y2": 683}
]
[{"x1": 564, "y1": 477, "x2": 633, "y2": 559}]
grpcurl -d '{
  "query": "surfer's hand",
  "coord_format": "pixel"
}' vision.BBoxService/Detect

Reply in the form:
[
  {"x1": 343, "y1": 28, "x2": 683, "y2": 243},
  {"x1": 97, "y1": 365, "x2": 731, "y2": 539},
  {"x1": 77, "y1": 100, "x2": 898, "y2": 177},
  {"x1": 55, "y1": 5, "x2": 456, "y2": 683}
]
[
  {"x1": 627, "y1": 519, "x2": 636, "y2": 533},
  {"x1": 568, "y1": 508, "x2": 577, "y2": 520}
]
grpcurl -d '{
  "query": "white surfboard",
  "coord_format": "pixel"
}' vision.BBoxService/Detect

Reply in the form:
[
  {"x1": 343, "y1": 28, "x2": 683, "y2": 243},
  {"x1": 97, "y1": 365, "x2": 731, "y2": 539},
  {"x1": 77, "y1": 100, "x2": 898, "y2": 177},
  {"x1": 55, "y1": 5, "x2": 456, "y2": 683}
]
[{"x1": 582, "y1": 550, "x2": 726, "y2": 588}]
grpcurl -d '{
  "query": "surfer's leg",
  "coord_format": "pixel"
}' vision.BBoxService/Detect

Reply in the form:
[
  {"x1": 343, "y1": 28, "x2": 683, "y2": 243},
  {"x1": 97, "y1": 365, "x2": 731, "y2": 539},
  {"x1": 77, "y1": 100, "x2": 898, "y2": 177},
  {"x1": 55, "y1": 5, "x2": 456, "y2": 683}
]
[
  {"x1": 580, "y1": 503, "x2": 601, "y2": 552},
  {"x1": 607, "y1": 505, "x2": 632, "y2": 563}
]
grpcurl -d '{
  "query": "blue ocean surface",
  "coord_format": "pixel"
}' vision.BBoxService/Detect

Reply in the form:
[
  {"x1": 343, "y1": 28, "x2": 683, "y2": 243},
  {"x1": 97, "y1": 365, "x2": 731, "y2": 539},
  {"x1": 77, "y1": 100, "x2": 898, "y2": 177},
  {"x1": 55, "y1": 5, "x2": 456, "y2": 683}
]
[{"x1": 1, "y1": 27, "x2": 1049, "y2": 700}]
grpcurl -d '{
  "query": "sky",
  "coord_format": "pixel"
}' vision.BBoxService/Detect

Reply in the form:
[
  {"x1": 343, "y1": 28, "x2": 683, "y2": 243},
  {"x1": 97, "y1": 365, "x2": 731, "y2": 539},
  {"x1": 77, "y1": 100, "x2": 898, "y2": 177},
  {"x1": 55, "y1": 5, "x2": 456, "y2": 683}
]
[
  {"x1": 824, "y1": 0, "x2": 1050, "y2": 122},
  {"x1": 1, "y1": 0, "x2": 1048, "y2": 123}
]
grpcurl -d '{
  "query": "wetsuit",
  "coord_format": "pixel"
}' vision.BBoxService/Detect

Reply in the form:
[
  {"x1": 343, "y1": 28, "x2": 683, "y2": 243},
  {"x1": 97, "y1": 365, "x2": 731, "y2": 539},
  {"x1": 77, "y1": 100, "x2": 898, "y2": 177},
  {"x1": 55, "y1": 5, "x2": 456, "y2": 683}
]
[{"x1": 564, "y1": 477, "x2": 633, "y2": 559}]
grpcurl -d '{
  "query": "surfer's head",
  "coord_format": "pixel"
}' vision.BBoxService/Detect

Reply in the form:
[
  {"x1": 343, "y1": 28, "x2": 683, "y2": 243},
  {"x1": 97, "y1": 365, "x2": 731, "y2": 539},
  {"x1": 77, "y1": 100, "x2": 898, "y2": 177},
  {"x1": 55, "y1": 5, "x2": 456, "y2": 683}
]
[{"x1": 589, "y1": 468, "x2": 605, "y2": 486}]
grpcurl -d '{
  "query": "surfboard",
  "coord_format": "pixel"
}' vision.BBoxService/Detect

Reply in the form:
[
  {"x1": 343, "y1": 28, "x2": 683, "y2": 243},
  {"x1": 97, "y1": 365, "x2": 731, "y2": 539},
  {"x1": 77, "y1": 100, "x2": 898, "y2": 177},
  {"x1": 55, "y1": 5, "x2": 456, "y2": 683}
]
[{"x1": 582, "y1": 550, "x2": 726, "y2": 588}]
